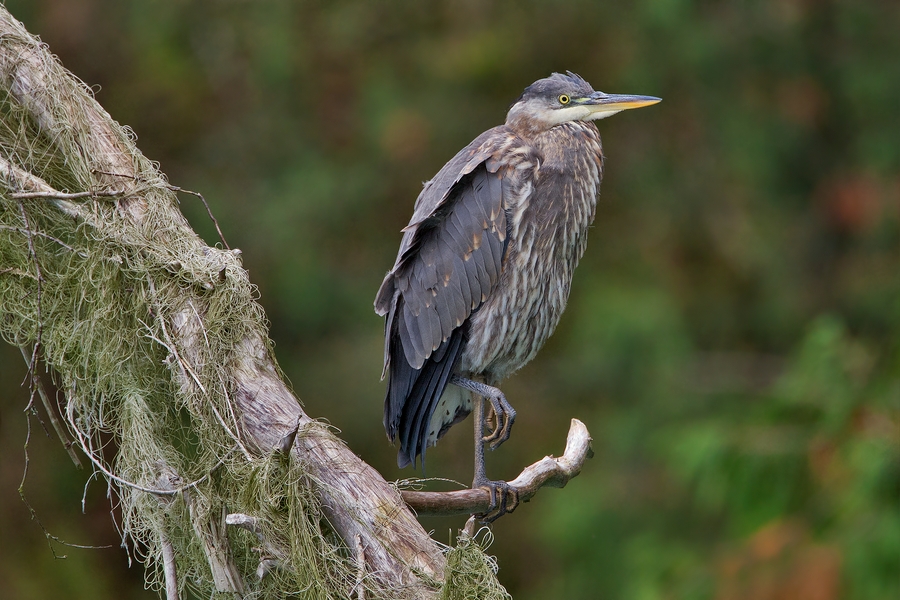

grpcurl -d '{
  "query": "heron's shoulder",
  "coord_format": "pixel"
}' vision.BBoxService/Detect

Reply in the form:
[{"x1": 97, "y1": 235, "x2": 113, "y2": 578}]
[
  {"x1": 407, "y1": 127, "x2": 529, "y2": 214},
  {"x1": 431, "y1": 126, "x2": 532, "y2": 183}
]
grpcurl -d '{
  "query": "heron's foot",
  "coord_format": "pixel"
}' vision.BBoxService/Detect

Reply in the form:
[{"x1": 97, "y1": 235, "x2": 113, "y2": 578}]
[
  {"x1": 474, "y1": 478, "x2": 519, "y2": 523},
  {"x1": 483, "y1": 392, "x2": 516, "y2": 450},
  {"x1": 449, "y1": 375, "x2": 517, "y2": 450}
]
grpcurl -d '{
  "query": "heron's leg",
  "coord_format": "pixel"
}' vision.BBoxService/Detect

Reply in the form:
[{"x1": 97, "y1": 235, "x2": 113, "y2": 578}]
[
  {"x1": 449, "y1": 375, "x2": 516, "y2": 449},
  {"x1": 471, "y1": 387, "x2": 488, "y2": 486},
  {"x1": 452, "y1": 375, "x2": 519, "y2": 522}
]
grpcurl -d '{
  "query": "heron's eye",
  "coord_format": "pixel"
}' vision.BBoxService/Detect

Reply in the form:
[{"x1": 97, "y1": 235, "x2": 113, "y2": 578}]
[{"x1": 559, "y1": 94, "x2": 570, "y2": 105}]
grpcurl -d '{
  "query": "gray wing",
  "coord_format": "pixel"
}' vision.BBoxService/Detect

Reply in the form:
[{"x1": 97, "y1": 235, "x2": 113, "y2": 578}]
[
  {"x1": 375, "y1": 127, "x2": 517, "y2": 369},
  {"x1": 375, "y1": 126, "x2": 531, "y2": 468}
]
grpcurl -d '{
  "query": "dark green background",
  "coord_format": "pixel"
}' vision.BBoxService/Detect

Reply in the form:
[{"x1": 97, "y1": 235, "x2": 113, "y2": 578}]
[{"x1": 1, "y1": 1, "x2": 897, "y2": 598}]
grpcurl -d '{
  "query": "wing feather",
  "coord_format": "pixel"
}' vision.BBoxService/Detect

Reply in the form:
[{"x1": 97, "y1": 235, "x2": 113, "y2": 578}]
[
  {"x1": 480, "y1": 229, "x2": 499, "y2": 284},
  {"x1": 398, "y1": 303, "x2": 425, "y2": 370},
  {"x1": 376, "y1": 125, "x2": 537, "y2": 469},
  {"x1": 442, "y1": 253, "x2": 468, "y2": 328}
]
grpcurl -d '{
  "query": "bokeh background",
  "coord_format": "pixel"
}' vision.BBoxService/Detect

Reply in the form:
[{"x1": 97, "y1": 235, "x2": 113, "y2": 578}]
[{"x1": 1, "y1": 1, "x2": 897, "y2": 598}]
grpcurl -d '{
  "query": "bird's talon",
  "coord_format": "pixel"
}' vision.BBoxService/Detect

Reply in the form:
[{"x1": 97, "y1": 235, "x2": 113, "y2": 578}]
[
  {"x1": 482, "y1": 394, "x2": 516, "y2": 448},
  {"x1": 475, "y1": 480, "x2": 519, "y2": 523},
  {"x1": 482, "y1": 409, "x2": 500, "y2": 443}
]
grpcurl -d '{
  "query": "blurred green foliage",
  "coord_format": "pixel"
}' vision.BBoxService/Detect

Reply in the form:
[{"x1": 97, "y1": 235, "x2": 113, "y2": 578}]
[{"x1": 1, "y1": 1, "x2": 897, "y2": 598}]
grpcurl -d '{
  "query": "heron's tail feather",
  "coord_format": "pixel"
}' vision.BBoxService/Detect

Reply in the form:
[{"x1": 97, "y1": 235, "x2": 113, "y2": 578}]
[{"x1": 386, "y1": 325, "x2": 465, "y2": 470}]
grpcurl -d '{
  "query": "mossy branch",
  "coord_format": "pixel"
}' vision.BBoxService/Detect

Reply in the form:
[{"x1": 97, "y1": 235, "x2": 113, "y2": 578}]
[{"x1": 0, "y1": 7, "x2": 458, "y2": 598}]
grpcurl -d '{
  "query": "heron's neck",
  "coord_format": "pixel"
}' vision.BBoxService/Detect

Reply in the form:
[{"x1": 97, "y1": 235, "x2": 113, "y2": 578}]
[{"x1": 528, "y1": 121, "x2": 602, "y2": 169}]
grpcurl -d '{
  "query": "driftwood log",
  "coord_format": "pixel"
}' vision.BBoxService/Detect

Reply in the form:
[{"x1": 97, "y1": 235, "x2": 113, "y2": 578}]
[{"x1": 0, "y1": 7, "x2": 593, "y2": 597}]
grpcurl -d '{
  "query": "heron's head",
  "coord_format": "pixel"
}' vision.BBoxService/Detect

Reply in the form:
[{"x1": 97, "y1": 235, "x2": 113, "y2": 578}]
[{"x1": 506, "y1": 71, "x2": 660, "y2": 132}]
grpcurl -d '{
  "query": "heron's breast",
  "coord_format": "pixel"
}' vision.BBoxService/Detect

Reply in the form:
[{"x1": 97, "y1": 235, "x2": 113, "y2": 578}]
[{"x1": 462, "y1": 158, "x2": 599, "y2": 380}]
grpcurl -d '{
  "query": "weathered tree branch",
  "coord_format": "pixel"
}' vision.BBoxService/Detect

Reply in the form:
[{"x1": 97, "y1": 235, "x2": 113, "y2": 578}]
[
  {"x1": 0, "y1": 9, "x2": 443, "y2": 596},
  {"x1": 402, "y1": 419, "x2": 593, "y2": 516}
]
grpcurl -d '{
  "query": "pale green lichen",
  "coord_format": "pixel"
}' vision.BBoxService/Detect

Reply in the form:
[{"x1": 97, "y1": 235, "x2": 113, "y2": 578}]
[
  {"x1": 443, "y1": 527, "x2": 512, "y2": 600},
  {"x1": 0, "y1": 15, "x2": 508, "y2": 600}
]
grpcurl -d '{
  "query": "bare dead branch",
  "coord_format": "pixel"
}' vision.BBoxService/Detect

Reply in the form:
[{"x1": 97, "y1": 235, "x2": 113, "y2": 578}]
[
  {"x1": 10, "y1": 189, "x2": 125, "y2": 199},
  {"x1": 0, "y1": 156, "x2": 99, "y2": 224},
  {"x1": 402, "y1": 419, "x2": 593, "y2": 517},
  {"x1": 18, "y1": 346, "x2": 82, "y2": 468},
  {"x1": 168, "y1": 185, "x2": 231, "y2": 250},
  {"x1": 155, "y1": 467, "x2": 181, "y2": 600},
  {"x1": 185, "y1": 501, "x2": 244, "y2": 594},
  {"x1": 160, "y1": 530, "x2": 179, "y2": 600},
  {"x1": 354, "y1": 534, "x2": 367, "y2": 600},
  {"x1": 90, "y1": 168, "x2": 231, "y2": 249}
]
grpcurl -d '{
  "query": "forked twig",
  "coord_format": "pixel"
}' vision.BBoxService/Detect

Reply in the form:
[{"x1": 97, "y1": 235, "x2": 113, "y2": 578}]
[
  {"x1": 19, "y1": 346, "x2": 82, "y2": 467},
  {"x1": 90, "y1": 169, "x2": 230, "y2": 249}
]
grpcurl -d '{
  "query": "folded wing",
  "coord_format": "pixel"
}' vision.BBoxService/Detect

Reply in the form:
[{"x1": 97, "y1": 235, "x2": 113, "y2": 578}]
[{"x1": 375, "y1": 128, "x2": 524, "y2": 468}]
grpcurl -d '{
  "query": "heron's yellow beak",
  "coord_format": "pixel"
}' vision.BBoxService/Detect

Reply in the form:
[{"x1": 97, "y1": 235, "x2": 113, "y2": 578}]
[{"x1": 575, "y1": 92, "x2": 661, "y2": 120}]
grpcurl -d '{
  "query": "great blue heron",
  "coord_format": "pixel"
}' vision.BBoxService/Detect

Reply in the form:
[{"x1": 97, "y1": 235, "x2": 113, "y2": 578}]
[{"x1": 375, "y1": 72, "x2": 659, "y2": 519}]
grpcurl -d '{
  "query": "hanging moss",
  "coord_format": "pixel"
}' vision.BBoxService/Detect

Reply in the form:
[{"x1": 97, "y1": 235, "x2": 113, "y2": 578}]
[
  {"x1": 0, "y1": 11, "x2": 502, "y2": 599},
  {"x1": 442, "y1": 527, "x2": 511, "y2": 600}
]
